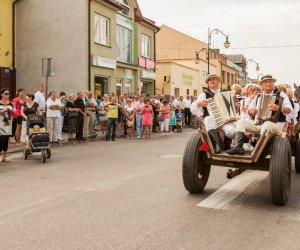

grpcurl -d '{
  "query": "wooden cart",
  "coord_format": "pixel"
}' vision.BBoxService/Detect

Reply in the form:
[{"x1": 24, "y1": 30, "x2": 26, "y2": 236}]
[{"x1": 182, "y1": 124, "x2": 298, "y2": 205}]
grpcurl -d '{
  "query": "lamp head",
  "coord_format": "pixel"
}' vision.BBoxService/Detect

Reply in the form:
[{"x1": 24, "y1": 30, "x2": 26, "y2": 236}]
[
  {"x1": 224, "y1": 36, "x2": 230, "y2": 48},
  {"x1": 256, "y1": 64, "x2": 260, "y2": 71}
]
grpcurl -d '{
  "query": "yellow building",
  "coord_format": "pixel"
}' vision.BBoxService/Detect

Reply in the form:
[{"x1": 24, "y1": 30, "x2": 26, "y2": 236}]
[
  {"x1": 0, "y1": 0, "x2": 13, "y2": 67},
  {"x1": 0, "y1": 0, "x2": 15, "y2": 93}
]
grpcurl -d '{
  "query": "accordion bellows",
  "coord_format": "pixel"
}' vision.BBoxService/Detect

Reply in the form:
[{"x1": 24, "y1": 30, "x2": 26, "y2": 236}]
[
  {"x1": 254, "y1": 94, "x2": 283, "y2": 124},
  {"x1": 206, "y1": 91, "x2": 238, "y2": 128}
]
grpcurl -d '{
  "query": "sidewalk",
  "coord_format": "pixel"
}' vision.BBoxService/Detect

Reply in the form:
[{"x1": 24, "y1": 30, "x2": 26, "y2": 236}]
[{"x1": 7, "y1": 128, "x2": 184, "y2": 154}]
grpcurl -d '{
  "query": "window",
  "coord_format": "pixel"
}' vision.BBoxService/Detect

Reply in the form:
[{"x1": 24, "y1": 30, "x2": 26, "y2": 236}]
[
  {"x1": 227, "y1": 72, "x2": 230, "y2": 85},
  {"x1": 187, "y1": 89, "x2": 190, "y2": 95},
  {"x1": 142, "y1": 34, "x2": 151, "y2": 58},
  {"x1": 116, "y1": 79, "x2": 123, "y2": 96},
  {"x1": 175, "y1": 88, "x2": 180, "y2": 97},
  {"x1": 116, "y1": 25, "x2": 132, "y2": 64},
  {"x1": 94, "y1": 14, "x2": 110, "y2": 46},
  {"x1": 193, "y1": 90, "x2": 197, "y2": 97},
  {"x1": 117, "y1": 0, "x2": 129, "y2": 6},
  {"x1": 125, "y1": 80, "x2": 132, "y2": 94},
  {"x1": 116, "y1": 0, "x2": 130, "y2": 16}
]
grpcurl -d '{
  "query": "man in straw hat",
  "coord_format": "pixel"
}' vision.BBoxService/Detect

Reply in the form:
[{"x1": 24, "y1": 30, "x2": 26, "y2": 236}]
[
  {"x1": 227, "y1": 74, "x2": 293, "y2": 155},
  {"x1": 191, "y1": 74, "x2": 237, "y2": 154}
]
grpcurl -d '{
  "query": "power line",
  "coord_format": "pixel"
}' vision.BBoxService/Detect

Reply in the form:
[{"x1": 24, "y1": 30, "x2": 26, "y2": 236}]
[
  {"x1": 227, "y1": 44, "x2": 300, "y2": 49},
  {"x1": 157, "y1": 44, "x2": 300, "y2": 50}
]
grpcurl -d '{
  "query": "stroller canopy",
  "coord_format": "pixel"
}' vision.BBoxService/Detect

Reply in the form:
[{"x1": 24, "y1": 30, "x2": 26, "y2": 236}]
[{"x1": 26, "y1": 114, "x2": 46, "y2": 128}]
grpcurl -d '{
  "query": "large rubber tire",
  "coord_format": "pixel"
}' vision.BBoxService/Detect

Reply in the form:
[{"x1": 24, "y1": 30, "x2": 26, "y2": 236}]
[
  {"x1": 41, "y1": 150, "x2": 47, "y2": 163},
  {"x1": 295, "y1": 139, "x2": 300, "y2": 173},
  {"x1": 24, "y1": 149, "x2": 28, "y2": 160},
  {"x1": 269, "y1": 137, "x2": 292, "y2": 206},
  {"x1": 182, "y1": 131, "x2": 211, "y2": 193},
  {"x1": 47, "y1": 149, "x2": 51, "y2": 159}
]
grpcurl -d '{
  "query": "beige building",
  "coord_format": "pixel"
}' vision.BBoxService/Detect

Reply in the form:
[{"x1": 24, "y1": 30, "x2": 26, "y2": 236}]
[
  {"x1": 156, "y1": 61, "x2": 200, "y2": 98},
  {"x1": 156, "y1": 25, "x2": 239, "y2": 95},
  {"x1": 13, "y1": 0, "x2": 158, "y2": 95},
  {"x1": 156, "y1": 58, "x2": 217, "y2": 98}
]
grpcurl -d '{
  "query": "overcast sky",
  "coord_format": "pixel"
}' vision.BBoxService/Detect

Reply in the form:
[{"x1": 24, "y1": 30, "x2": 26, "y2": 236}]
[{"x1": 138, "y1": 0, "x2": 300, "y2": 85}]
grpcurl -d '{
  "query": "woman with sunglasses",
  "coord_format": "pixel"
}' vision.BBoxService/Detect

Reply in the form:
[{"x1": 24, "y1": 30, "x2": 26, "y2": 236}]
[{"x1": 0, "y1": 88, "x2": 15, "y2": 162}]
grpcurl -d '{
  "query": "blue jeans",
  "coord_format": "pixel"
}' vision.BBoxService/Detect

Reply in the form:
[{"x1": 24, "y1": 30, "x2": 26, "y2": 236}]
[
  {"x1": 106, "y1": 118, "x2": 118, "y2": 141},
  {"x1": 136, "y1": 114, "x2": 143, "y2": 137}
]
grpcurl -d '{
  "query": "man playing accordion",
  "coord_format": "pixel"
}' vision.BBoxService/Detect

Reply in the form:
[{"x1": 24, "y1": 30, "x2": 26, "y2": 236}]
[
  {"x1": 227, "y1": 74, "x2": 293, "y2": 155},
  {"x1": 191, "y1": 74, "x2": 237, "y2": 154}
]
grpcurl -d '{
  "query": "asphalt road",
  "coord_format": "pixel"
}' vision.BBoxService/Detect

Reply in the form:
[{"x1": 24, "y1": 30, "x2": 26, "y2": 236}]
[{"x1": 0, "y1": 129, "x2": 300, "y2": 250}]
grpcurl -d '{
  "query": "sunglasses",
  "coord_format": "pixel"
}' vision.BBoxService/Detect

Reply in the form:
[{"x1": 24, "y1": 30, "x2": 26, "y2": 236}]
[{"x1": 4, "y1": 92, "x2": 10, "y2": 95}]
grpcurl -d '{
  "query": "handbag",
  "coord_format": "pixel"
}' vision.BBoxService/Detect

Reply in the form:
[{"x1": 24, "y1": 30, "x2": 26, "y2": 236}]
[
  {"x1": 68, "y1": 111, "x2": 78, "y2": 118},
  {"x1": 127, "y1": 119, "x2": 134, "y2": 127},
  {"x1": 99, "y1": 109, "x2": 107, "y2": 116},
  {"x1": 157, "y1": 114, "x2": 164, "y2": 122}
]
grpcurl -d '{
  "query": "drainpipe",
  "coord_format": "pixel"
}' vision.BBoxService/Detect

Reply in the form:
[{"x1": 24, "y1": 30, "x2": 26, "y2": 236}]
[
  {"x1": 12, "y1": 0, "x2": 22, "y2": 95},
  {"x1": 88, "y1": 0, "x2": 92, "y2": 91},
  {"x1": 154, "y1": 29, "x2": 159, "y2": 95}
]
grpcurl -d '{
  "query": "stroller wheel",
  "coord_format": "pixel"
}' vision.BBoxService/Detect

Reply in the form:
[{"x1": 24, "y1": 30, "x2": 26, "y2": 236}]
[
  {"x1": 24, "y1": 149, "x2": 28, "y2": 160},
  {"x1": 47, "y1": 149, "x2": 51, "y2": 159},
  {"x1": 41, "y1": 150, "x2": 47, "y2": 163}
]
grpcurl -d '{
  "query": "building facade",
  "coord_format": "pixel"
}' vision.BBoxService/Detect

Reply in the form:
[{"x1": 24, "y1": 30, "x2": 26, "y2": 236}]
[
  {"x1": 13, "y1": 0, "x2": 158, "y2": 96},
  {"x1": 156, "y1": 25, "x2": 239, "y2": 95},
  {"x1": 0, "y1": 0, "x2": 16, "y2": 94}
]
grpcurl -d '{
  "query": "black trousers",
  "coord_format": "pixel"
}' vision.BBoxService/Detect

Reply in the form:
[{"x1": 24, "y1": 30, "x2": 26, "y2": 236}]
[
  {"x1": 184, "y1": 108, "x2": 191, "y2": 126},
  {"x1": 76, "y1": 116, "x2": 84, "y2": 140},
  {"x1": 0, "y1": 136, "x2": 9, "y2": 152},
  {"x1": 106, "y1": 118, "x2": 118, "y2": 141}
]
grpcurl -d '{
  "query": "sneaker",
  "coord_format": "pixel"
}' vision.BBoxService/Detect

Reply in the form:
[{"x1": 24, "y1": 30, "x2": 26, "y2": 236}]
[{"x1": 137, "y1": 136, "x2": 141, "y2": 139}]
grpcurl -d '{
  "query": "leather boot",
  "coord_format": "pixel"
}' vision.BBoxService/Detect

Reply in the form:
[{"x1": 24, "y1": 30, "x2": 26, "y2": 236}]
[
  {"x1": 208, "y1": 129, "x2": 222, "y2": 154},
  {"x1": 227, "y1": 132, "x2": 245, "y2": 155},
  {"x1": 224, "y1": 136, "x2": 232, "y2": 150}
]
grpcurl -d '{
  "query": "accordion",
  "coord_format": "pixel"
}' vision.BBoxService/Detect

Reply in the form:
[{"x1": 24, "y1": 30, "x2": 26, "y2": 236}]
[
  {"x1": 206, "y1": 91, "x2": 238, "y2": 128},
  {"x1": 254, "y1": 94, "x2": 283, "y2": 124}
]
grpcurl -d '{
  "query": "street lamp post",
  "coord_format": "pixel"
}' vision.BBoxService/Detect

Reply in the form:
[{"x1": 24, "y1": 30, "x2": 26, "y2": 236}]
[
  {"x1": 247, "y1": 59, "x2": 260, "y2": 72},
  {"x1": 245, "y1": 58, "x2": 260, "y2": 84},
  {"x1": 195, "y1": 28, "x2": 230, "y2": 75}
]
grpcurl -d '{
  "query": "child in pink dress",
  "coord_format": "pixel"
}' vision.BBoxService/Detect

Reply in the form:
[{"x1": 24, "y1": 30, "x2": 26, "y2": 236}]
[{"x1": 142, "y1": 99, "x2": 153, "y2": 139}]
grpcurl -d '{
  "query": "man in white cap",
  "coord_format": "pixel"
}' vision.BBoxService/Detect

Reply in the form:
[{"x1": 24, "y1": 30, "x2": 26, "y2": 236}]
[
  {"x1": 227, "y1": 74, "x2": 293, "y2": 155},
  {"x1": 191, "y1": 74, "x2": 236, "y2": 154}
]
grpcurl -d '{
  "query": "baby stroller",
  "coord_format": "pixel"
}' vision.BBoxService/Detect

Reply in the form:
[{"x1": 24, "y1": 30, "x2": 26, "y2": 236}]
[{"x1": 23, "y1": 114, "x2": 51, "y2": 163}]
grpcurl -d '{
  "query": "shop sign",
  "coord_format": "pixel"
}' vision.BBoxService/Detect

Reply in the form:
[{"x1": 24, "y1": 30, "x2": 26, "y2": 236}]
[
  {"x1": 141, "y1": 70, "x2": 156, "y2": 80},
  {"x1": 146, "y1": 59, "x2": 155, "y2": 70},
  {"x1": 91, "y1": 55, "x2": 116, "y2": 69},
  {"x1": 138, "y1": 58, "x2": 146, "y2": 68},
  {"x1": 138, "y1": 58, "x2": 155, "y2": 70},
  {"x1": 182, "y1": 73, "x2": 193, "y2": 86}
]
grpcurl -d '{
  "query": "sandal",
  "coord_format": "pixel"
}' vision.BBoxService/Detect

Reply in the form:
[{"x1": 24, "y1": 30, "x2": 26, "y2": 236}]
[{"x1": 2, "y1": 157, "x2": 8, "y2": 162}]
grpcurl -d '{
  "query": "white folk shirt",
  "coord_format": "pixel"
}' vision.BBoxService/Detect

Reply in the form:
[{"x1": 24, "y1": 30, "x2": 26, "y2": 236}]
[
  {"x1": 240, "y1": 97, "x2": 251, "y2": 121},
  {"x1": 190, "y1": 89, "x2": 220, "y2": 117},
  {"x1": 46, "y1": 98, "x2": 62, "y2": 117},
  {"x1": 183, "y1": 99, "x2": 192, "y2": 109},
  {"x1": 293, "y1": 102, "x2": 300, "y2": 124},
  {"x1": 34, "y1": 91, "x2": 46, "y2": 111}
]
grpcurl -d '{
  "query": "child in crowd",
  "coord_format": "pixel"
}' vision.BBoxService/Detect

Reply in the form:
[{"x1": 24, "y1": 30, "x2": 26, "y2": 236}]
[
  {"x1": 169, "y1": 106, "x2": 176, "y2": 133},
  {"x1": 176, "y1": 109, "x2": 184, "y2": 132}
]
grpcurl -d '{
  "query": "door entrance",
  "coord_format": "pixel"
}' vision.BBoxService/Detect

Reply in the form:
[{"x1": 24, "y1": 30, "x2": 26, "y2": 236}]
[
  {"x1": 94, "y1": 76, "x2": 109, "y2": 97},
  {"x1": 0, "y1": 67, "x2": 15, "y2": 95}
]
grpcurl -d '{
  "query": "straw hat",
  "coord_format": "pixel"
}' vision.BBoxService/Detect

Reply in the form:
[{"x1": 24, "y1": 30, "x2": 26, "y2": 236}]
[
  {"x1": 259, "y1": 74, "x2": 277, "y2": 84},
  {"x1": 205, "y1": 74, "x2": 222, "y2": 84}
]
